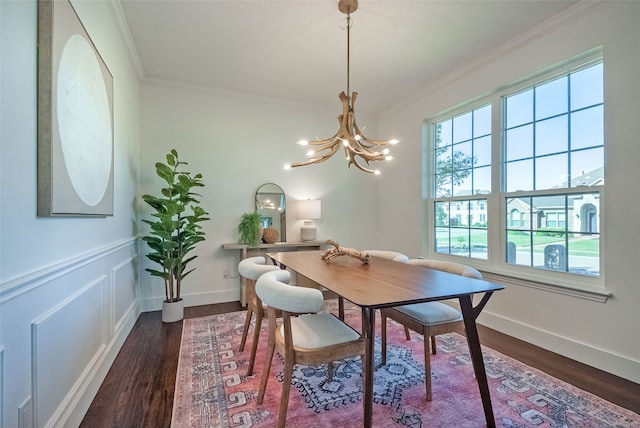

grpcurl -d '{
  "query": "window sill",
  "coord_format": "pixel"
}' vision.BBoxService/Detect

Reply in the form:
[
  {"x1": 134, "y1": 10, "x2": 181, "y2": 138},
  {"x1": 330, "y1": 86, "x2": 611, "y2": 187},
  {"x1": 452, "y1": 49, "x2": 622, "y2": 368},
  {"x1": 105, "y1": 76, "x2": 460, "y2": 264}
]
[{"x1": 480, "y1": 271, "x2": 611, "y2": 303}]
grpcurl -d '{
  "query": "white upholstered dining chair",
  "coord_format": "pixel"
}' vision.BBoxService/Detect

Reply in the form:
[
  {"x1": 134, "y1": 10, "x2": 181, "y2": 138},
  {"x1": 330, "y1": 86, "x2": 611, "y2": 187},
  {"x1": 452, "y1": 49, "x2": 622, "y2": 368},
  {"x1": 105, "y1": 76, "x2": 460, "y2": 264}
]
[
  {"x1": 237, "y1": 256, "x2": 281, "y2": 376},
  {"x1": 380, "y1": 258, "x2": 483, "y2": 401},
  {"x1": 362, "y1": 250, "x2": 410, "y2": 263},
  {"x1": 255, "y1": 269, "x2": 366, "y2": 428},
  {"x1": 348, "y1": 250, "x2": 409, "y2": 328}
]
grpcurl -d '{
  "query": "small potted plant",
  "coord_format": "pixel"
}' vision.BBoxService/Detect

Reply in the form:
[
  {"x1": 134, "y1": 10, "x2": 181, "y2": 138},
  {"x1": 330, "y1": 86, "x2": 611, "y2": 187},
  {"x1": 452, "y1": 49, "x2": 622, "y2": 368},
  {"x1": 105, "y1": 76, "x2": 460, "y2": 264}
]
[
  {"x1": 142, "y1": 149, "x2": 209, "y2": 322},
  {"x1": 238, "y1": 211, "x2": 262, "y2": 247}
]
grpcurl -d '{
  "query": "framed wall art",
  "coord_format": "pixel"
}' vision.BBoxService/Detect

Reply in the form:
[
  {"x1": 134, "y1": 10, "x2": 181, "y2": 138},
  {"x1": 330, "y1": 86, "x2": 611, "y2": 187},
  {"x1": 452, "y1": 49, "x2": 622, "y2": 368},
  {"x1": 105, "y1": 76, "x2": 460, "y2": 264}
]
[{"x1": 37, "y1": 0, "x2": 114, "y2": 216}]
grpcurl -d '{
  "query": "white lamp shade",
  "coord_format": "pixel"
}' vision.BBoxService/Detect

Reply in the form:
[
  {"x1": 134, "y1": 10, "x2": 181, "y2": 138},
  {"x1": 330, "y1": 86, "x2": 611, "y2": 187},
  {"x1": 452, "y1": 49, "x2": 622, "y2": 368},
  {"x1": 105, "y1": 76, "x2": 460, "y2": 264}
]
[{"x1": 298, "y1": 199, "x2": 321, "y2": 220}]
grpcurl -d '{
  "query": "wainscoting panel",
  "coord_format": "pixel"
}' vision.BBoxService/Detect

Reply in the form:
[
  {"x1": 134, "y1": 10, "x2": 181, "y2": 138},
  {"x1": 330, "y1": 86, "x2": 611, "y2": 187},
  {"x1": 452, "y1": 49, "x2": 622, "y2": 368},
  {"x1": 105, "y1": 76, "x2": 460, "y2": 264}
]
[
  {"x1": 112, "y1": 255, "x2": 137, "y2": 335},
  {"x1": 0, "y1": 239, "x2": 140, "y2": 428},
  {"x1": 32, "y1": 276, "x2": 107, "y2": 428}
]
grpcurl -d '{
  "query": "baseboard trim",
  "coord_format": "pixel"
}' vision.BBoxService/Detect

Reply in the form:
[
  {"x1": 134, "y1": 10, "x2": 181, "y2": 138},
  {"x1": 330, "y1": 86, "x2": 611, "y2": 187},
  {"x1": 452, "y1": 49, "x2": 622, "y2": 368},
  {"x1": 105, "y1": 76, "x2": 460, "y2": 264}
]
[
  {"x1": 139, "y1": 289, "x2": 240, "y2": 313},
  {"x1": 479, "y1": 310, "x2": 640, "y2": 384}
]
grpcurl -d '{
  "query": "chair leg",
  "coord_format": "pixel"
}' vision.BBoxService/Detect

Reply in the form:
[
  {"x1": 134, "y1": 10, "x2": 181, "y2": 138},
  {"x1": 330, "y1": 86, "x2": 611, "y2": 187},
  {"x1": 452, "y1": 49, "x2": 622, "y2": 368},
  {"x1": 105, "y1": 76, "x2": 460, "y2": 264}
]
[
  {"x1": 257, "y1": 311, "x2": 277, "y2": 405},
  {"x1": 430, "y1": 335, "x2": 437, "y2": 355},
  {"x1": 277, "y1": 355, "x2": 295, "y2": 428},
  {"x1": 246, "y1": 306, "x2": 263, "y2": 376},
  {"x1": 238, "y1": 304, "x2": 254, "y2": 352},
  {"x1": 381, "y1": 312, "x2": 388, "y2": 365},
  {"x1": 338, "y1": 296, "x2": 345, "y2": 321},
  {"x1": 423, "y1": 334, "x2": 433, "y2": 401},
  {"x1": 327, "y1": 361, "x2": 334, "y2": 382},
  {"x1": 404, "y1": 326, "x2": 411, "y2": 340}
]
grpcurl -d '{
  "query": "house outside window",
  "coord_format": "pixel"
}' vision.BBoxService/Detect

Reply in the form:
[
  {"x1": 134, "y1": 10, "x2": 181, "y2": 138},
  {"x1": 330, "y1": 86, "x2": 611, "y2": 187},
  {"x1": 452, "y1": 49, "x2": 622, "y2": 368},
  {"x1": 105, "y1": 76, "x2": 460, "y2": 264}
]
[{"x1": 428, "y1": 54, "x2": 603, "y2": 282}]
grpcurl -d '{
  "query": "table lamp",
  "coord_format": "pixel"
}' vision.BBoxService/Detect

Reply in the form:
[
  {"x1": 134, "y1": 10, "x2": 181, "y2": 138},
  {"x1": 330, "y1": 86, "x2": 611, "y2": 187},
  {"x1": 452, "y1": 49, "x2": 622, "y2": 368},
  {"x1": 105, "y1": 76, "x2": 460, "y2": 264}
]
[{"x1": 298, "y1": 199, "x2": 321, "y2": 241}]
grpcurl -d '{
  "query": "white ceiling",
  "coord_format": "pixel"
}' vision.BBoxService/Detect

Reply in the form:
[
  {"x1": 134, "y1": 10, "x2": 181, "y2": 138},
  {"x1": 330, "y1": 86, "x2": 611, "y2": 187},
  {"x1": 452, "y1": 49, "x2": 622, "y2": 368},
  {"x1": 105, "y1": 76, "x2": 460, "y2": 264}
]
[{"x1": 119, "y1": 0, "x2": 581, "y2": 115}]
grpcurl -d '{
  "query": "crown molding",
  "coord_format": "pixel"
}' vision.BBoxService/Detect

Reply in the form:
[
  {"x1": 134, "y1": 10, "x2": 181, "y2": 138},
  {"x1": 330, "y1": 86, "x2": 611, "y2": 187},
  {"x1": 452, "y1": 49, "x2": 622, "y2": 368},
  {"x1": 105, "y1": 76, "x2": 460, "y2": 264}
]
[
  {"x1": 381, "y1": 0, "x2": 611, "y2": 117},
  {"x1": 107, "y1": 0, "x2": 145, "y2": 80},
  {"x1": 141, "y1": 75, "x2": 359, "y2": 114}
]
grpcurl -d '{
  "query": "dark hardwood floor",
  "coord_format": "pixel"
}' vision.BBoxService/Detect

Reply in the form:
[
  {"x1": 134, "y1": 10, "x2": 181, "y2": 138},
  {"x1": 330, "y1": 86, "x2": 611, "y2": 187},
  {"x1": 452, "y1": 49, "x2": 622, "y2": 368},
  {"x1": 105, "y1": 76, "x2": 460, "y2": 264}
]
[{"x1": 80, "y1": 302, "x2": 640, "y2": 427}]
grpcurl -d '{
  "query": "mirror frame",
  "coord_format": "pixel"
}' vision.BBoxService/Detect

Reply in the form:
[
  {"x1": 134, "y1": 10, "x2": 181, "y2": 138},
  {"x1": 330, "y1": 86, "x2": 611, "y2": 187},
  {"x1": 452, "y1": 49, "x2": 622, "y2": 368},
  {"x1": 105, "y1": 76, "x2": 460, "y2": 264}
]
[{"x1": 255, "y1": 183, "x2": 286, "y2": 242}]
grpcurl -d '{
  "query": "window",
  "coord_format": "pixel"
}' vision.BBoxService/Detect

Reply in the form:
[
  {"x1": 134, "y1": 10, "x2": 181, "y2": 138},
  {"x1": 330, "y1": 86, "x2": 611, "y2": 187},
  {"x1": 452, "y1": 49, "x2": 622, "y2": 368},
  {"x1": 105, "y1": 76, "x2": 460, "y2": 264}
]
[
  {"x1": 435, "y1": 199, "x2": 489, "y2": 259},
  {"x1": 434, "y1": 105, "x2": 492, "y2": 198},
  {"x1": 504, "y1": 64, "x2": 603, "y2": 193},
  {"x1": 504, "y1": 62, "x2": 602, "y2": 276},
  {"x1": 433, "y1": 105, "x2": 491, "y2": 260},
  {"x1": 428, "y1": 57, "x2": 603, "y2": 280}
]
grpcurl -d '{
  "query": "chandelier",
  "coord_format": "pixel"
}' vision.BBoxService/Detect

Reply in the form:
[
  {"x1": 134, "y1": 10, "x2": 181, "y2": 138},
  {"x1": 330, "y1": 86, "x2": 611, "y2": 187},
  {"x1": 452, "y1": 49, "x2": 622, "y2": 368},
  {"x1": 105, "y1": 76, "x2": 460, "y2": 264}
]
[{"x1": 284, "y1": 0, "x2": 399, "y2": 175}]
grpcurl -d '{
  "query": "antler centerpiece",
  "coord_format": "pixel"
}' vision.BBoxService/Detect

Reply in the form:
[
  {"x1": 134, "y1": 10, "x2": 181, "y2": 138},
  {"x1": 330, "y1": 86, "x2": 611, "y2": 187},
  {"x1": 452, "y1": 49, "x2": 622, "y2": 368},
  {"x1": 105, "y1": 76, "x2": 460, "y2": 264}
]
[{"x1": 321, "y1": 239, "x2": 370, "y2": 264}]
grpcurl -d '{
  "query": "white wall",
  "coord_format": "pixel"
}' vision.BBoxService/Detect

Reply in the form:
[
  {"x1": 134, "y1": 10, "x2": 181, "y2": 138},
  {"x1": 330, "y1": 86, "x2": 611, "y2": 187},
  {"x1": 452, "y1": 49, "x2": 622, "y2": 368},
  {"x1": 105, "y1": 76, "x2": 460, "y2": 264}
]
[
  {"x1": 138, "y1": 82, "x2": 381, "y2": 310},
  {"x1": 0, "y1": 1, "x2": 141, "y2": 427},
  {"x1": 2, "y1": 1, "x2": 637, "y2": 426},
  {"x1": 377, "y1": 2, "x2": 640, "y2": 383}
]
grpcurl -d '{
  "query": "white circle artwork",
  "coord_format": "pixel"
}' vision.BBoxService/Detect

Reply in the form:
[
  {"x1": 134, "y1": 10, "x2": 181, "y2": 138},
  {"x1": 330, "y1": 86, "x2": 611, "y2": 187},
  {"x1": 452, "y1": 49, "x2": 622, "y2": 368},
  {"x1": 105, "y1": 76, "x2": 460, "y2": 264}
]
[{"x1": 57, "y1": 34, "x2": 112, "y2": 207}]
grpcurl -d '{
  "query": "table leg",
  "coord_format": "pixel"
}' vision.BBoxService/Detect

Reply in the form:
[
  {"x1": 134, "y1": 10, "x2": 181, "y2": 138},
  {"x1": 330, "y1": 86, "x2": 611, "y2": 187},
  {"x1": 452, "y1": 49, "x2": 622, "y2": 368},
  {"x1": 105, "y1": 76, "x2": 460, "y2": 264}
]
[
  {"x1": 459, "y1": 295, "x2": 496, "y2": 428},
  {"x1": 361, "y1": 306, "x2": 375, "y2": 428}
]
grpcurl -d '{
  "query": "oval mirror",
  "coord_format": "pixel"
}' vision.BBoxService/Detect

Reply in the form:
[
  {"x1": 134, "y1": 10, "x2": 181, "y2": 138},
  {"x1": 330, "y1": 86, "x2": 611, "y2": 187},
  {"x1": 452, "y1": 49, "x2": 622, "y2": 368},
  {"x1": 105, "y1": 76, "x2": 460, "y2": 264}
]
[{"x1": 255, "y1": 183, "x2": 286, "y2": 242}]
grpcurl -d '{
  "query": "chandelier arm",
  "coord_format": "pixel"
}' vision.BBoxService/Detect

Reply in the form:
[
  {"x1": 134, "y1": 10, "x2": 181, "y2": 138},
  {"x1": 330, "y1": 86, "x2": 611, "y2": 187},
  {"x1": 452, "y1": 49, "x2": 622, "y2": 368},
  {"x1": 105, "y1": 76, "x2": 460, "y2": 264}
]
[
  {"x1": 309, "y1": 140, "x2": 344, "y2": 156},
  {"x1": 305, "y1": 132, "x2": 342, "y2": 146},
  {"x1": 343, "y1": 136, "x2": 382, "y2": 165},
  {"x1": 347, "y1": 143, "x2": 378, "y2": 158},
  {"x1": 346, "y1": 137, "x2": 386, "y2": 158},
  {"x1": 289, "y1": 158, "x2": 326, "y2": 168},
  {"x1": 359, "y1": 135, "x2": 395, "y2": 146},
  {"x1": 289, "y1": 143, "x2": 342, "y2": 168},
  {"x1": 289, "y1": 155, "x2": 332, "y2": 168},
  {"x1": 358, "y1": 152, "x2": 385, "y2": 162},
  {"x1": 345, "y1": 150, "x2": 384, "y2": 165},
  {"x1": 349, "y1": 157, "x2": 378, "y2": 174},
  {"x1": 351, "y1": 139, "x2": 377, "y2": 152},
  {"x1": 343, "y1": 144, "x2": 379, "y2": 161},
  {"x1": 352, "y1": 120, "x2": 395, "y2": 146}
]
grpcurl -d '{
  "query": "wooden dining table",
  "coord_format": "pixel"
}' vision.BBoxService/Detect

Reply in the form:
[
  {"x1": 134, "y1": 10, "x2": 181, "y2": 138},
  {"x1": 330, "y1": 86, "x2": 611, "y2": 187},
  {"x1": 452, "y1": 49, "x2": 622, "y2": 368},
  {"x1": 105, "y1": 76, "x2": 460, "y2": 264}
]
[{"x1": 267, "y1": 250, "x2": 505, "y2": 428}]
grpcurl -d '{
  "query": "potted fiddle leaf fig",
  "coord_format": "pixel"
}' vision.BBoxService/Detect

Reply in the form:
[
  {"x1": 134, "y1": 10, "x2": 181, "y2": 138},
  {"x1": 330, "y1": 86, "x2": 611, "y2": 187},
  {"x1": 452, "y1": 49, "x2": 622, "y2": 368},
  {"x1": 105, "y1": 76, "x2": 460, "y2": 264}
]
[
  {"x1": 238, "y1": 211, "x2": 262, "y2": 247},
  {"x1": 142, "y1": 149, "x2": 209, "y2": 322}
]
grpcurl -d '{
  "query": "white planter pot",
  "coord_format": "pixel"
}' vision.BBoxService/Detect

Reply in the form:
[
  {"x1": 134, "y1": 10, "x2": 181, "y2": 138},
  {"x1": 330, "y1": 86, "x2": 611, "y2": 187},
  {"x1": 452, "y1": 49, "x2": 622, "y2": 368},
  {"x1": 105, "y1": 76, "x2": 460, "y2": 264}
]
[{"x1": 162, "y1": 298, "x2": 184, "y2": 323}]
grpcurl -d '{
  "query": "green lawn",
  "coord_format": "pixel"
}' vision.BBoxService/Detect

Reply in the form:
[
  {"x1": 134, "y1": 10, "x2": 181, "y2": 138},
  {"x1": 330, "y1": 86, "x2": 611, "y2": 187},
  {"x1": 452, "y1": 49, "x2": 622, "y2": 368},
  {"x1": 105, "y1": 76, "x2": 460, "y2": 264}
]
[
  {"x1": 507, "y1": 231, "x2": 599, "y2": 256},
  {"x1": 437, "y1": 229, "x2": 599, "y2": 257}
]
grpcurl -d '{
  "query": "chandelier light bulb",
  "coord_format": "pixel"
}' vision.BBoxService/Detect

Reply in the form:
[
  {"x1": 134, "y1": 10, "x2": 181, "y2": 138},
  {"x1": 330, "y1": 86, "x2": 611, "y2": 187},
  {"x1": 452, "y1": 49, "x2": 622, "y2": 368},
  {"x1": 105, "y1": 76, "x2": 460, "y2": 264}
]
[
  {"x1": 284, "y1": 164, "x2": 292, "y2": 170},
  {"x1": 385, "y1": 155, "x2": 394, "y2": 161},
  {"x1": 297, "y1": 140, "x2": 309, "y2": 146},
  {"x1": 374, "y1": 170, "x2": 381, "y2": 175},
  {"x1": 390, "y1": 139, "x2": 400, "y2": 145},
  {"x1": 306, "y1": 150, "x2": 315, "y2": 157},
  {"x1": 382, "y1": 149, "x2": 390, "y2": 155}
]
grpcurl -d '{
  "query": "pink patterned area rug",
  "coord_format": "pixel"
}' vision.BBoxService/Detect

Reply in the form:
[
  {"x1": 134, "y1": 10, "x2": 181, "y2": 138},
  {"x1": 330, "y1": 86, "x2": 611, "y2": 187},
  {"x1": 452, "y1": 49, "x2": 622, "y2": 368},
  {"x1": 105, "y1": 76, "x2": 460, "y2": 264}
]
[{"x1": 171, "y1": 303, "x2": 639, "y2": 427}]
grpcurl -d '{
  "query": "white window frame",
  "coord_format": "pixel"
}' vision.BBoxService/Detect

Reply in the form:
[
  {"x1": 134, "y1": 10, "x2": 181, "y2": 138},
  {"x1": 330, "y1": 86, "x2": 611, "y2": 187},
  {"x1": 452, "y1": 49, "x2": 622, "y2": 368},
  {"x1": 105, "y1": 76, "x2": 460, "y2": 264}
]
[{"x1": 424, "y1": 48, "x2": 607, "y2": 300}]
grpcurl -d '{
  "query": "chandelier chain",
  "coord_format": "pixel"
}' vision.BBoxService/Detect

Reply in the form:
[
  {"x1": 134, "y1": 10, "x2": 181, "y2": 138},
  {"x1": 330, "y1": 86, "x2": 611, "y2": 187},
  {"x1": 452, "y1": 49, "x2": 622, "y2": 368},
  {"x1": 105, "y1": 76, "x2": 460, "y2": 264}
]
[{"x1": 346, "y1": 12, "x2": 351, "y2": 103}]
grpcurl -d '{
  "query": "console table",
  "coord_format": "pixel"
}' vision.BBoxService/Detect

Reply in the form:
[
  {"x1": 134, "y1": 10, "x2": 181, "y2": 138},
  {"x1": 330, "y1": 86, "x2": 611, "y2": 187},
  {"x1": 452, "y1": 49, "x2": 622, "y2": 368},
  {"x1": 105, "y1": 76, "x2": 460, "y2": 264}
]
[{"x1": 222, "y1": 241, "x2": 329, "y2": 305}]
